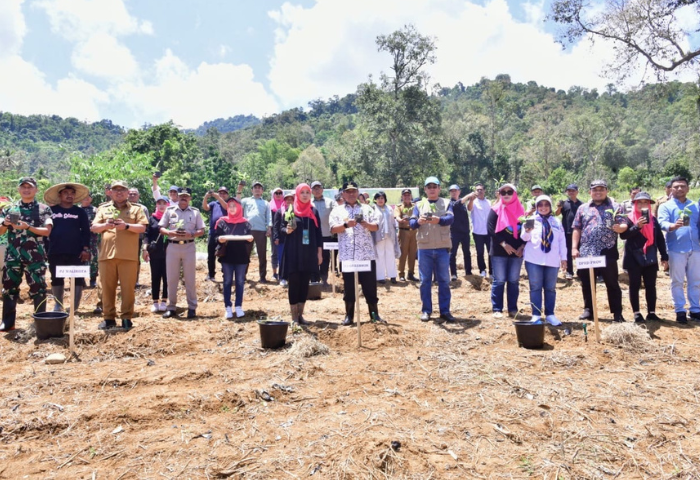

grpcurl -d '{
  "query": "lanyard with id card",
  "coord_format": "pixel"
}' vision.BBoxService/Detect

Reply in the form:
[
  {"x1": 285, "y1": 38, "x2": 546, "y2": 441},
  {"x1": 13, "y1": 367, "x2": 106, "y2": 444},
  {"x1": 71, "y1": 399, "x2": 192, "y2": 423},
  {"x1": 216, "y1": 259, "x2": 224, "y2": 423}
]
[{"x1": 302, "y1": 217, "x2": 310, "y2": 245}]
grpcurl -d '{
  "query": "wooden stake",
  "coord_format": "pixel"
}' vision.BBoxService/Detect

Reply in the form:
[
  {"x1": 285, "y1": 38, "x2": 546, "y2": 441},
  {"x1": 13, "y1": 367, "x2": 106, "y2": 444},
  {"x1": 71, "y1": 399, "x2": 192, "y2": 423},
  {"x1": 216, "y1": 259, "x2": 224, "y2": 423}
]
[
  {"x1": 589, "y1": 268, "x2": 601, "y2": 343},
  {"x1": 331, "y1": 253, "x2": 336, "y2": 296},
  {"x1": 69, "y1": 276, "x2": 76, "y2": 354},
  {"x1": 355, "y1": 271, "x2": 361, "y2": 348}
]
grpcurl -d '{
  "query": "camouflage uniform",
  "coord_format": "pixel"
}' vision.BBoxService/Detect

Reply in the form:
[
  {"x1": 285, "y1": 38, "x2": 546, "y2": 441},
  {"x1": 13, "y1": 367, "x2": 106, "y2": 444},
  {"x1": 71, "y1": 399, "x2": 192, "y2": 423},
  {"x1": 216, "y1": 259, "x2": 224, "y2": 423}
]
[
  {"x1": 1, "y1": 201, "x2": 53, "y2": 300},
  {"x1": 82, "y1": 204, "x2": 99, "y2": 281}
]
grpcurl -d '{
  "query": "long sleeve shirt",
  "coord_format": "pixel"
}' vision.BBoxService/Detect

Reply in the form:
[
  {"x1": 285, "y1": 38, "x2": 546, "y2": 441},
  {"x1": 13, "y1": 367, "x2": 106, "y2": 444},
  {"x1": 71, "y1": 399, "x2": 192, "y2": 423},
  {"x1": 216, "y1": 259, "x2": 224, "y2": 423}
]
[{"x1": 658, "y1": 198, "x2": 700, "y2": 253}]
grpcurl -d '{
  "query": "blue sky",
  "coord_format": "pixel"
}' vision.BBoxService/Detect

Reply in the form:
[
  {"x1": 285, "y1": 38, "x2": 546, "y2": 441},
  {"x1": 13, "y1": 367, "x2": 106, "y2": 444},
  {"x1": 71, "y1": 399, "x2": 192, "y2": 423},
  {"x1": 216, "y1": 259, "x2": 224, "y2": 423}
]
[{"x1": 0, "y1": 0, "x2": 695, "y2": 129}]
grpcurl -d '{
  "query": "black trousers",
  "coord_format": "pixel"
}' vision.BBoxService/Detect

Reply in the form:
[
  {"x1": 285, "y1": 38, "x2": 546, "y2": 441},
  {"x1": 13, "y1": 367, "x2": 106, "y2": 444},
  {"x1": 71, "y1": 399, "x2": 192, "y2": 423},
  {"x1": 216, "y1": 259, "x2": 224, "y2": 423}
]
[
  {"x1": 578, "y1": 261, "x2": 622, "y2": 315},
  {"x1": 312, "y1": 235, "x2": 334, "y2": 282},
  {"x1": 565, "y1": 233, "x2": 575, "y2": 275},
  {"x1": 450, "y1": 231, "x2": 472, "y2": 276},
  {"x1": 207, "y1": 233, "x2": 218, "y2": 278},
  {"x1": 288, "y1": 271, "x2": 312, "y2": 304},
  {"x1": 627, "y1": 263, "x2": 658, "y2": 313},
  {"x1": 246, "y1": 230, "x2": 268, "y2": 280},
  {"x1": 342, "y1": 261, "x2": 378, "y2": 304},
  {"x1": 473, "y1": 233, "x2": 492, "y2": 274},
  {"x1": 149, "y1": 256, "x2": 168, "y2": 300}
]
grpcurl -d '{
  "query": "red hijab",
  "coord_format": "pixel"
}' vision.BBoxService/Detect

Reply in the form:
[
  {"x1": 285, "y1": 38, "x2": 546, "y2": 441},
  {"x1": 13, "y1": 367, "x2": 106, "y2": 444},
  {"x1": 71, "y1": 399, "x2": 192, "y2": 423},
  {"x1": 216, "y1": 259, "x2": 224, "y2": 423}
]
[
  {"x1": 629, "y1": 200, "x2": 654, "y2": 253},
  {"x1": 293, "y1": 183, "x2": 318, "y2": 228},
  {"x1": 491, "y1": 183, "x2": 525, "y2": 239},
  {"x1": 270, "y1": 189, "x2": 285, "y2": 212},
  {"x1": 217, "y1": 197, "x2": 247, "y2": 226}
]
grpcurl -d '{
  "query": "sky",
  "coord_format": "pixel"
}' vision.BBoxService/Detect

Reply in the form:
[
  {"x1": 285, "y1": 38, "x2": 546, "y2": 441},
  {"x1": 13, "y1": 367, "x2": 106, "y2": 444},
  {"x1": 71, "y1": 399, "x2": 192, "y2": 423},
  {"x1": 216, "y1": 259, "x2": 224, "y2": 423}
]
[{"x1": 0, "y1": 0, "x2": 696, "y2": 129}]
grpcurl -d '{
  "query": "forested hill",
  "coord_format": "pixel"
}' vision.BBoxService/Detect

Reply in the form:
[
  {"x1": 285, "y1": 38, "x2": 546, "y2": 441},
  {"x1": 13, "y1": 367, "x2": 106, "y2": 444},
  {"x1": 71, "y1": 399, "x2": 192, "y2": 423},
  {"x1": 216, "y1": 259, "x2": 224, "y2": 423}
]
[
  {"x1": 184, "y1": 115, "x2": 261, "y2": 136},
  {"x1": 0, "y1": 77, "x2": 698, "y2": 210}
]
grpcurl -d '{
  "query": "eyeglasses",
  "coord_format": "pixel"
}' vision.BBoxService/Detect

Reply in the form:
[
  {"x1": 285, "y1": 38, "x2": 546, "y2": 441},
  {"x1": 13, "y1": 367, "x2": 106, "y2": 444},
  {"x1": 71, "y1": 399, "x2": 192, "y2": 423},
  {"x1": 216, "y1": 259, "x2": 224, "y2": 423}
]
[
  {"x1": 274, "y1": 192, "x2": 283, "y2": 195},
  {"x1": 500, "y1": 190, "x2": 514, "y2": 196}
]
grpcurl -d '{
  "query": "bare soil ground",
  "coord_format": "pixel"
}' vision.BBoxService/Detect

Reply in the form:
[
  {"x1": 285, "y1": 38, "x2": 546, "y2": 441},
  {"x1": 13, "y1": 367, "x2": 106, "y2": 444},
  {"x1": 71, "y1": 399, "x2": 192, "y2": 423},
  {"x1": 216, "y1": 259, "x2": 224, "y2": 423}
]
[{"x1": 1, "y1": 253, "x2": 700, "y2": 479}]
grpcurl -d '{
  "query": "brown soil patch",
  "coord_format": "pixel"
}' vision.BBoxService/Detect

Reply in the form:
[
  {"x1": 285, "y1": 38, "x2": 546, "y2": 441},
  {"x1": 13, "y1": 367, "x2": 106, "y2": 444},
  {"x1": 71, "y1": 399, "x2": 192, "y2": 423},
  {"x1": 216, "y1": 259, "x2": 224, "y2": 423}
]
[{"x1": 1, "y1": 254, "x2": 699, "y2": 478}]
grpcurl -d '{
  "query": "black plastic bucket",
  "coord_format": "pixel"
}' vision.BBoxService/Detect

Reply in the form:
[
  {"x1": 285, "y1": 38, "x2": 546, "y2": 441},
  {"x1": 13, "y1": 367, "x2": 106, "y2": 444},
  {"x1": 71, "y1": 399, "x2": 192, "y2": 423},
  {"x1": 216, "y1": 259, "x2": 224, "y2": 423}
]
[
  {"x1": 307, "y1": 282, "x2": 322, "y2": 300},
  {"x1": 33, "y1": 311, "x2": 69, "y2": 340},
  {"x1": 258, "y1": 321, "x2": 289, "y2": 349},
  {"x1": 513, "y1": 321, "x2": 545, "y2": 349}
]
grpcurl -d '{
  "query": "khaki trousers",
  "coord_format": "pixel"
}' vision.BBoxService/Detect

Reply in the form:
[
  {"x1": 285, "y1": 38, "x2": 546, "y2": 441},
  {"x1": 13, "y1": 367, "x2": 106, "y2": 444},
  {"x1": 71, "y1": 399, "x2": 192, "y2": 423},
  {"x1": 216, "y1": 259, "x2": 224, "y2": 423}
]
[
  {"x1": 166, "y1": 242, "x2": 198, "y2": 311},
  {"x1": 99, "y1": 258, "x2": 138, "y2": 320},
  {"x1": 398, "y1": 228, "x2": 417, "y2": 277}
]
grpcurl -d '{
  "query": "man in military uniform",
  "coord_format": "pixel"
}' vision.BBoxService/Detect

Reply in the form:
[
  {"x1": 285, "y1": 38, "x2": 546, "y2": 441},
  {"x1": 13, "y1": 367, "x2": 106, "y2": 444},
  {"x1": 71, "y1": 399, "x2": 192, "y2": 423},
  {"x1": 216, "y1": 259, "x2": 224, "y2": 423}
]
[
  {"x1": 91, "y1": 181, "x2": 148, "y2": 330},
  {"x1": 159, "y1": 187, "x2": 205, "y2": 319},
  {"x1": 81, "y1": 192, "x2": 99, "y2": 288},
  {"x1": 0, "y1": 177, "x2": 53, "y2": 332}
]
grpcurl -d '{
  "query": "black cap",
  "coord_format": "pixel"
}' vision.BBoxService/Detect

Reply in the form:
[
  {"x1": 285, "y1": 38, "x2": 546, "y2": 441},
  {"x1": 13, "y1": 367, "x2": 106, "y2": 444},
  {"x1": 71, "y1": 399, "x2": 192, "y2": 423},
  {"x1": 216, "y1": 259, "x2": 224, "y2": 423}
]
[
  {"x1": 342, "y1": 181, "x2": 358, "y2": 191},
  {"x1": 401, "y1": 188, "x2": 412, "y2": 195},
  {"x1": 565, "y1": 184, "x2": 578, "y2": 191},
  {"x1": 177, "y1": 187, "x2": 192, "y2": 196}
]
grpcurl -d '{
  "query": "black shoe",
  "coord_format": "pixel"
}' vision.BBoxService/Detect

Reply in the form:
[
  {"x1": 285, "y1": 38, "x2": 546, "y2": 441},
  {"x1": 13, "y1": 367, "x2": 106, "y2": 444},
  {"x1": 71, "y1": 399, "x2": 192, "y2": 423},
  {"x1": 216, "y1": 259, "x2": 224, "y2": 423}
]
[
  {"x1": 342, "y1": 316, "x2": 354, "y2": 326},
  {"x1": 122, "y1": 319, "x2": 133, "y2": 330},
  {"x1": 407, "y1": 274, "x2": 418, "y2": 282},
  {"x1": 98, "y1": 319, "x2": 117, "y2": 330},
  {"x1": 258, "y1": 278, "x2": 268, "y2": 284},
  {"x1": 646, "y1": 313, "x2": 661, "y2": 322},
  {"x1": 390, "y1": 278, "x2": 397, "y2": 284},
  {"x1": 676, "y1": 311, "x2": 688, "y2": 324},
  {"x1": 420, "y1": 312, "x2": 430, "y2": 322},
  {"x1": 87, "y1": 280, "x2": 96, "y2": 289},
  {"x1": 634, "y1": 313, "x2": 645, "y2": 323},
  {"x1": 93, "y1": 306, "x2": 103, "y2": 315},
  {"x1": 0, "y1": 322, "x2": 16, "y2": 332},
  {"x1": 613, "y1": 313, "x2": 625, "y2": 323},
  {"x1": 440, "y1": 313, "x2": 456, "y2": 323},
  {"x1": 450, "y1": 274, "x2": 457, "y2": 282},
  {"x1": 579, "y1": 309, "x2": 592, "y2": 320},
  {"x1": 187, "y1": 309, "x2": 197, "y2": 319},
  {"x1": 689, "y1": 311, "x2": 700, "y2": 322},
  {"x1": 163, "y1": 310, "x2": 177, "y2": 319},
  {"x1": 378, "y1": 279, "x2": 386, "y2": 285}
]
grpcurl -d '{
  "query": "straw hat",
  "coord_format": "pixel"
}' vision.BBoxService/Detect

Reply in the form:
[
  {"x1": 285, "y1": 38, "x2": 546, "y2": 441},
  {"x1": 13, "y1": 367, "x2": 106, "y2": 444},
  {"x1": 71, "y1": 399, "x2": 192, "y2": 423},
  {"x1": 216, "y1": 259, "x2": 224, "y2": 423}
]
[{"x1": 43, "y1": 182, "x2": 89, "y2": 206}]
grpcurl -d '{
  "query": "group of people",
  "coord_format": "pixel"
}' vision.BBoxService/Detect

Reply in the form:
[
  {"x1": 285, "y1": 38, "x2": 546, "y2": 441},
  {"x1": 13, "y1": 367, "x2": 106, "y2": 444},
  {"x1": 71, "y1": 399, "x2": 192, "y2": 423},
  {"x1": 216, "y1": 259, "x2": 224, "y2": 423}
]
[{"x1": 0, "y1": 173, "x2": 698, "y2": 333}]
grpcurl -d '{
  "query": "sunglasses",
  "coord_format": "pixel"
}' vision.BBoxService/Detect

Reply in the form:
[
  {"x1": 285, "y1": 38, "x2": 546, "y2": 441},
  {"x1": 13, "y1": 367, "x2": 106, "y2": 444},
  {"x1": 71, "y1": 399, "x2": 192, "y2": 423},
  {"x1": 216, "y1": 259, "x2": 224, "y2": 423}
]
[
  {"x1": 500, "y1": 189, "x2": 514, "y2": 196},
  {"x1": 274, "y1": 192, "x2": 283, "y2": 195}
]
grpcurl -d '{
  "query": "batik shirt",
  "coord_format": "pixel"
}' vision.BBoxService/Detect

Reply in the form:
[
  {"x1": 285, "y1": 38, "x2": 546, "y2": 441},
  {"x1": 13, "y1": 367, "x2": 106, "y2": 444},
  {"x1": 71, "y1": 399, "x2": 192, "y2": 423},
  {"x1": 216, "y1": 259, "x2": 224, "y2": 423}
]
[
  {"x1": 0, "y1": 200, "x2": 53, "y2": 263},
  {"x1": 329, "y1": 203, "x2": 377, "y2": 262},
  {"x1": 572, "y1": 198, "x2": 621, "y2": 257}
]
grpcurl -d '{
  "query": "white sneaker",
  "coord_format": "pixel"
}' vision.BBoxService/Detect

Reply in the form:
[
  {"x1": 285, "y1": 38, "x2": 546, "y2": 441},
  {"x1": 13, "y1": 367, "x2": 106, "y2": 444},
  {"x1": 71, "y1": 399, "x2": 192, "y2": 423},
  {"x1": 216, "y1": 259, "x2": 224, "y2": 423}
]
[
  {"x1": 225, "y1": 306, "x2": 234, "y2": 319},
  {"x1": 492, "y1": 311, "x2": 503, "y2": 319},
  {"x1": 280, "y1": 279, "x2": 288, "y2": 287},
  {"x1": 480, "y1": 271, "x2": 487, "y2": 277},
  {"x1": 530, "y1": 315, "x2": 542, "y2": 324},
  {"x1": 235, "y1": 306, "x2": 245, "y2": 318},
  {"x1": 546, "y1": 315, "x2": 562, "y2": 326},
  {"x1": 158, "y1": 301, "x2": 168, "y2": 312},
  {"x1": 150, "y1": 304, "x2": 159, "y2": 313},
  {"x1": 565, "y1": 273, "x2": 573, "y2": 280}
]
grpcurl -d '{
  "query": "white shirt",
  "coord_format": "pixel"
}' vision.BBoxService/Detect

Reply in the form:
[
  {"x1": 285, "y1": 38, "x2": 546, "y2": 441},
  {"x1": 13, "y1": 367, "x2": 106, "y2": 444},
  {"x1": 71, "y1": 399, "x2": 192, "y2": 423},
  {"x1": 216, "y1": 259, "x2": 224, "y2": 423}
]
[{"x1": 470, "y1": 197, "x2": 491, "y2": 235}]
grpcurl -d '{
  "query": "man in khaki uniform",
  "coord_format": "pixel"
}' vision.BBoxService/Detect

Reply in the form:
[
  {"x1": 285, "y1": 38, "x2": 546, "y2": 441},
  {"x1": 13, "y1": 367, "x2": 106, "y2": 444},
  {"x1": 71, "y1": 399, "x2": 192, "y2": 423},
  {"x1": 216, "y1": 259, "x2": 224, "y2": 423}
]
[
  {"x1": 159, "y1": 187, "x2": 205, "y2": 319},
  {"x1": 394, "y1": 188, "x2": 418, "y2": 282},
  {"x1": 91, "y1": 181, "x2": 147, "y2": 330}
]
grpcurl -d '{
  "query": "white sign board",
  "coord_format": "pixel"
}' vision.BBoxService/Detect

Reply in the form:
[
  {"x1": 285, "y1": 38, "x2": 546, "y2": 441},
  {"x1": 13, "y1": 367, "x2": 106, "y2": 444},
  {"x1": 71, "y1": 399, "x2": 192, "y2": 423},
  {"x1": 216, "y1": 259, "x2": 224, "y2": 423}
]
[
  {"x1": 56, "y1": 266, "x2": 90, "y2": 278},
  {"x1": 342, "y1": 260, "x2": 372, "y2": 272},
  {"x1": 323, "y1": 242, "x2": 339, "y2": 250},
  {"x1": 575, "y1": 256, "x2": 606, "y2": 269}
]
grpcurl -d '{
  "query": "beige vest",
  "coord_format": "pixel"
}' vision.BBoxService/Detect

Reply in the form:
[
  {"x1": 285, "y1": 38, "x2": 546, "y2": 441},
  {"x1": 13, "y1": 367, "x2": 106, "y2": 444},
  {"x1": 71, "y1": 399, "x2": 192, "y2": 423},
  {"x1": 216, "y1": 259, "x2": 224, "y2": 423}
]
[{"x1": 414, "y1": 198, "x2": 452, "y2": 249}]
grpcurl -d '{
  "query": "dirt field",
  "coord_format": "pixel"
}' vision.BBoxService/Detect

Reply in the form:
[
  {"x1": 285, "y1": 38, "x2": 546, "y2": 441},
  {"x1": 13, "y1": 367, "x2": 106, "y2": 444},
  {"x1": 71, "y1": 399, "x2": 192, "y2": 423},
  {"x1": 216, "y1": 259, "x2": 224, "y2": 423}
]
[{"x1": 1, "y1": 253, "x2": 700, "y2": 479}]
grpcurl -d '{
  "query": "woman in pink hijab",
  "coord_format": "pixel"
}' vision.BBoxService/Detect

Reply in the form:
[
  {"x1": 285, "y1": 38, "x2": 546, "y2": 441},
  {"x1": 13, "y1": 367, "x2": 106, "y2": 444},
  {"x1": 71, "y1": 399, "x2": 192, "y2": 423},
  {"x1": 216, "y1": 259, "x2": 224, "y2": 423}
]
[{"x1": 487, "y1": 183, "x2": 526, "y2": 318}]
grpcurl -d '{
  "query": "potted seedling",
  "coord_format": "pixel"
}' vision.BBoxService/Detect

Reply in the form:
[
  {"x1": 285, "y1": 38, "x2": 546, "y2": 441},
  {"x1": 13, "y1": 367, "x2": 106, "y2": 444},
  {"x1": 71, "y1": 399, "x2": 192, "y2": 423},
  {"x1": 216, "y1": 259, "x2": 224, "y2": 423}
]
[
  {"x1": 615, "y1": 212, "x2": 628, "y2": 224},
  {"x1": 519, "y1": 215, "x2": 536, "y2": 230},
  {"x1": 8, "y1": 206, "x2": 20, "y2": 226},
  {"x1": 604, "y1": 209, "x2": 616, "y2": 229},
  {"x1": 419, "y1": 199, "x2": 437, "y2": 220},
  {"x1": 284, "y1": 207, "x2": 296, "y2": 230},
  {"x1": 175, "y1": 220, "x2": 186, "y2": 235},
  {"x1": 107, "y1": 206, "x2": 120, "y2": 224},
  {"x1": 680, "y1": 208, "x2": 692, "y2": 226}
]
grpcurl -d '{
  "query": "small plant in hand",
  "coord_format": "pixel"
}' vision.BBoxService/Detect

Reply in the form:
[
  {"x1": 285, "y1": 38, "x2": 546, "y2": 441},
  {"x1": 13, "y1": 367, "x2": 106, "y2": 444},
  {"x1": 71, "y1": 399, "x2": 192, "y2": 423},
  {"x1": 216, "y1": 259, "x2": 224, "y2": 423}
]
[
  {"x1": 284, "y1": 208, "x2": 296, "y2": 229},
  {"x1": 519, "y1": 215, "x2": 535, "y2": 230},
  {"x1": 107, "y1": 206, "x2": 120, "y2": 224},
  {"x1": 680, "y1": 208, "x2": 692, "y2": 226},
  {"x1": 175, "y1": 220, "x2": 185, "y2": 233}
]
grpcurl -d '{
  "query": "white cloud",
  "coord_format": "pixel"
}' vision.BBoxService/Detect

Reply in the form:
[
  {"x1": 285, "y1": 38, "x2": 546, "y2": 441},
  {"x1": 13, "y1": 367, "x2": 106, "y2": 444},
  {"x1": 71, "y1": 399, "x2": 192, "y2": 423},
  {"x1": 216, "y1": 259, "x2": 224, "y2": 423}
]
[
  {"x1": 267, "y1": 0, "x2": 694, "y2": 108},
  {"x1": 34, "y1": 0, "x2": 153, "y2": 41},
  {"x1": 113, "y1": 49, "x2": 278, "y2": 128},
  {"x1": 71, "y1": 32, "x2": 139, "y2": 79},
  {"x1": 0, "y1": 0, "x2": 27, "y2": 58}
]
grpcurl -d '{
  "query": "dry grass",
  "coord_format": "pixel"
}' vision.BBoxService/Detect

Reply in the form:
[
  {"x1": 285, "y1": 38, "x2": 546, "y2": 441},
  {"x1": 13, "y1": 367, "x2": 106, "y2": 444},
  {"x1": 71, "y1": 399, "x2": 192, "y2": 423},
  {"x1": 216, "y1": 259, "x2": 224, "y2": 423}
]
[
  {"x1": 288, "y1": 334, "x2": 330, "y2": 358},
  {"x1": 601, "y1": 322, "x2": 654, "y2": 351}
]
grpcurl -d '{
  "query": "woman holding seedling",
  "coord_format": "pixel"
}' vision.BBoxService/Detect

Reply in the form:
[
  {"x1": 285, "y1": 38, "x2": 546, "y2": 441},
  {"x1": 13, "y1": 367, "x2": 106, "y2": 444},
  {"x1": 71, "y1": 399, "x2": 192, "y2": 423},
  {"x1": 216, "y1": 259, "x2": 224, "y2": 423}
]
[
  {"x1": 487, "y1": 183, "x2": 526, "y2": 318},
  {"x1": 214, "y1": 197, "x2": 254, "y2": 320},
  {"x1": 521, "y1": 195, "x2": 567, "y2": 325},
  {"x1": 281, "y1": 183, "x2": 323, "y2": 325},
  {"x1": 620, "y1": 192, "x2": 668, "y2": 323}
]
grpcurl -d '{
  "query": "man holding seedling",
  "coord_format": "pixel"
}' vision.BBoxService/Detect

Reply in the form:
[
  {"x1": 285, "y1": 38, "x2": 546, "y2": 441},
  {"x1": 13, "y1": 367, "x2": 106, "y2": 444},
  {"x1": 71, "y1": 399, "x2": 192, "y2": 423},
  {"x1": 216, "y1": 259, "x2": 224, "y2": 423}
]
[
  {"x1": 159, "y1": 187, "x2": 205, "y2": 319},
  {"x1": 657, "y1": 176, "x2": 700, "y2": 324},
  {"x1": 91, "y1": 181, "x2": 148, "y2": 330},
  {"x1": 411, "y1": 176, "x2": 455, "y2": 323},
  {"x1": 0, "y1": 177, "x2": 53, "y2": 332},
  {"x1": 571, "y1": 180, "x2": 627, "y2": 322}
]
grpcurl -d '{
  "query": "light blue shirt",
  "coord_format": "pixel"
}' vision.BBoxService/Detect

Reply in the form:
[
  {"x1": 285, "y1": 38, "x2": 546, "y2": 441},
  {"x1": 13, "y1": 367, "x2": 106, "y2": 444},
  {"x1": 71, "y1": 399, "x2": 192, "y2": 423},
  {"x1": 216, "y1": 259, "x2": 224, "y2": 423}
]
[
  {"x1": 658, "y1": 198, "x2": 700, "y2": 253},
  {"x1": 241, "y1": 196, "x2": 271, "y2": 232}
]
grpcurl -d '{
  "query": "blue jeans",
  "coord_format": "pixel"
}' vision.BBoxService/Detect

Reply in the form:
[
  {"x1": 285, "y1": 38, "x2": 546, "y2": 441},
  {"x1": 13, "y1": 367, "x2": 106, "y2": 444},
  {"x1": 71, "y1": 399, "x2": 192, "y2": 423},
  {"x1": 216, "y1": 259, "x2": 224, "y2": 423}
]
[
  {"x1": 525, "y1": 261, "x2": 558, "y2": 316},
  {"x1": 418, "y1": 248, "x2": 451, "y2": 314},
  {"x1": 491, "y1": 255, "x2": 523, "y2": 313},
  {"x1": 669, "y1": 250, "x2": 700, "y2": 313},
  {"x1": 222, "y1": 262, "x2": 247, "y2": 307}
]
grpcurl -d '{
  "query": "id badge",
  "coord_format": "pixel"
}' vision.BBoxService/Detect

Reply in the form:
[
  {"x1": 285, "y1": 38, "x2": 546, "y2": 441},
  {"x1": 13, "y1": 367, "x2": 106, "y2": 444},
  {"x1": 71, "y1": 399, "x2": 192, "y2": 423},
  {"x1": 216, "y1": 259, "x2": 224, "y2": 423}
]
[{"x1": 302, "y1": 229, "x2": 310, "y2": 245}]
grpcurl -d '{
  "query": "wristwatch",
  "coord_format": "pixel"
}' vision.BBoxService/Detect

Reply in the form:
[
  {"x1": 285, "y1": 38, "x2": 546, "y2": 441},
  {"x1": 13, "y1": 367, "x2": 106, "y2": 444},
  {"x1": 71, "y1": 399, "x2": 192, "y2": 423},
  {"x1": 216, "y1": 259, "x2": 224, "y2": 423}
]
[
  {"x1": 125, "y1": 224, "x2": 130, "y2": 230},
  {"x1": 343, "y1": 222, "x2": 348, "y2": 228}
]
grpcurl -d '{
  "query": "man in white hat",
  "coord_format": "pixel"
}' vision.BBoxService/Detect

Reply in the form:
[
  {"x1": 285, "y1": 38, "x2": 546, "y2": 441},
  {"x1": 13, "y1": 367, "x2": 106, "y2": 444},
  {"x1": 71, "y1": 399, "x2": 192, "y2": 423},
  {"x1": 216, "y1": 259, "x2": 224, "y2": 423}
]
[{"x1": 45, "y1": 183, "x2": 91, "y2": 313}]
